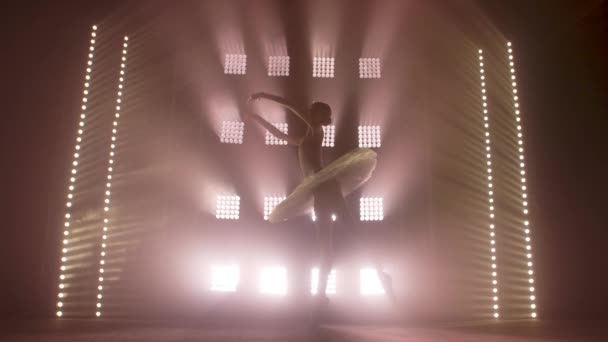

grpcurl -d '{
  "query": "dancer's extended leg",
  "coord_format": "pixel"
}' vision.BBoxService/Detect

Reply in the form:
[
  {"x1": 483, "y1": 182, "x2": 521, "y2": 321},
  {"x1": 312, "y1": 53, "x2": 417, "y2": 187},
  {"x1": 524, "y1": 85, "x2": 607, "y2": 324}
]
[
  {"x1": 316, "y1": 214, "x2": 334, "y2": 303},
  {"x1": 336, "y1": 198, "x2": 397, "y2": 304}
]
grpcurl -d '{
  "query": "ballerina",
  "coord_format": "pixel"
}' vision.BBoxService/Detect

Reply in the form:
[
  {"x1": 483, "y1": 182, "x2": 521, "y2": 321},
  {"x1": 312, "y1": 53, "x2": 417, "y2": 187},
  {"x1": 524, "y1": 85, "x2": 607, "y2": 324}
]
[{"x1": 245, "y1": 92, "x2": 395, "y2": 316}]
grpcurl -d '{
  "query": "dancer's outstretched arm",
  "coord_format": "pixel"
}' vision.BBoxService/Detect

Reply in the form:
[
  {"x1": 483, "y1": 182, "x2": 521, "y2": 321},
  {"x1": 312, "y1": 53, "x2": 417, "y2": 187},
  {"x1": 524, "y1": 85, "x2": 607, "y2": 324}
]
[
  {"x1": 249, "y1": 92, "x2": 311, "y2": 127},
  {"x1": 245, "y1": 112, "x2": 302, "y2": 146}
]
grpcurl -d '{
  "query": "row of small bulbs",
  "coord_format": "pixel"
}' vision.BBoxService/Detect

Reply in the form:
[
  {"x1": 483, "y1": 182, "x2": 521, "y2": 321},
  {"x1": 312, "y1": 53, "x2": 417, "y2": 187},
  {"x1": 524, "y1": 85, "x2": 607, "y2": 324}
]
[
  {"x1": 56, "y1": 26, "x2": 130, "y2": 318},
  {"x1": 507, "y1": 41, "x2": 537, "y2": 319},
  {"x1": 95, "y1": 35, "x2": 129, "y2": 318},
  {"x1": 56, "y1": 25, "x2": 99, "y2": 318},
  {"x1": 478, "y1": 49, "x2": 500, "y2": 319},
  {"x1": 476, "y1": 43, "x2": 537, "y2": 319}
]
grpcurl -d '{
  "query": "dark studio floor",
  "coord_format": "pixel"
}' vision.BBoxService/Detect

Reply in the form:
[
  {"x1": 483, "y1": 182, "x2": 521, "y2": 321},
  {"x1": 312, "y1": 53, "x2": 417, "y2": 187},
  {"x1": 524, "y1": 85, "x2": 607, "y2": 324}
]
[{"x1": 1, "y1": 319, "x2": 607, "y2": 341}]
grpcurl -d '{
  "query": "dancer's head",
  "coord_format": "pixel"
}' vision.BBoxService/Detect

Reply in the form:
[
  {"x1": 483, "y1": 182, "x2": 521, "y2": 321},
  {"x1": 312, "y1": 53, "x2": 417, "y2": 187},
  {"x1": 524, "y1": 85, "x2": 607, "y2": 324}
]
[{"x1": 309, "y1": 101, "x2": 332, "y2": 126}]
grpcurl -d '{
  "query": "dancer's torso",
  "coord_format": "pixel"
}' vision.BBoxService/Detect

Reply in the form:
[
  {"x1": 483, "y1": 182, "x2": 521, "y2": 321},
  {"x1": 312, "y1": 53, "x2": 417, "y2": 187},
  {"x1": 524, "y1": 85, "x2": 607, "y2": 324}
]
[
  {"x1": 298, "y1": 125, "x2": 345, "y2": 218},
  {"x1": 298, "y1": 126, "x2": 324, "y2": 177},
  {"x1": 298, "y1": 127, "x2": 343, "y2": 216}
]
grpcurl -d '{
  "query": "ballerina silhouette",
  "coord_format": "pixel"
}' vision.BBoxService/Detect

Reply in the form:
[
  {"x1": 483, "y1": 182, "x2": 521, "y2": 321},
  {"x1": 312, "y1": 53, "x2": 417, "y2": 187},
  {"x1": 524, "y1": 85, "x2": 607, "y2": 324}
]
[{"x1": 245, "y1": 92, "x2": 395, "y2": 318}]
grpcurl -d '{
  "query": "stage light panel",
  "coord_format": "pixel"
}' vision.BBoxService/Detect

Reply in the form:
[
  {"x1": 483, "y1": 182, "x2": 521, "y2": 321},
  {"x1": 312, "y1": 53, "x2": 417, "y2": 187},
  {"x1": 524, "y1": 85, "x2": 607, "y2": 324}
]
[
  {"x1": 479, "y1": 48, "x2": 501, "y2": 319},
  {"x1": 259, "y1": 267, "x2": 287, "y2": 295},
  {"x1": 220, "y1": 121, "x2": 244, "y2": 144},
  {"x1": 268, "y1": 56, "x2": 290, "y2": 76},
  {"x1": 57, "y1": 24, "x2": 98, "y2": 318},
  {"x1": 311, "y1": 268, "x2": 337, "y2": 295},
  {"x1": 506, "y1": 42, "x2": 536, "y2": 318},
  {"x1": 313, "y1": 57, "x2": 334, "y2": 78},
  {"x1": 210, "y1": 264, "x2": 239, "y2": 292},
  {"x1": 358, "y1": 125, "x2": 381, "y2": 148},
  {"x1": 265, "y1": 123, "x2": 288, "y2": 145},
  {"x1": 224, "y1": 54, "x2": 247, "y2": 75},
  {"x1": 360, "y1": 268, "x2": 385, "y2": 296},
  {"x1": 95, "y1": 36, "x2": 129, "y2": 318},
  {"x1": 359, "y1": 58, "x2": 381, "y2": 78},
  {"x1": 360, "y1": 197, "x2": 384, "y2": 221},
  {"x1": 264, "y1": 196, "x2": 286, "y2": 221},
  {"x1": 322, "y1": 125, "x2": 335, "y2": 147},
  {"x1": 216, "y1": 195, "x2": 240, "y2": 220}
]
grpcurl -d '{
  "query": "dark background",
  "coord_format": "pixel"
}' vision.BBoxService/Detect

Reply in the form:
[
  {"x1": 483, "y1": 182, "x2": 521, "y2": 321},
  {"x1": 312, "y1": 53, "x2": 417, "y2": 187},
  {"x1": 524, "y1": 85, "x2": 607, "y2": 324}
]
[{"x1": 2, "y1": 0, "x2": 607, "y2": 320}]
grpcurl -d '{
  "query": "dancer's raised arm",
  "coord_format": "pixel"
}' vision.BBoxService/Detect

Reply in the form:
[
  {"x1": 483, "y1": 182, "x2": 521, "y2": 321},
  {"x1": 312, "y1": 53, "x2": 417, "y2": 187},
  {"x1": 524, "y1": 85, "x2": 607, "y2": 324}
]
[
  {"x1": 248, "y1": 92, "x2": 312, "y2": 128},
  {"x1": 244, "y1": 112, "x2": 302, "y2": 146}
]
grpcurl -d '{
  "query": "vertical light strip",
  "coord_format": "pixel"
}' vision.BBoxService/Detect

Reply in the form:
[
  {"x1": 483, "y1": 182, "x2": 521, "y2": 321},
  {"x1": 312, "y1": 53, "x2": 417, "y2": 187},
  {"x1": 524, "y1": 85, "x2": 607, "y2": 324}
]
[
  {"x1": 506, "y1": 42, "x2": 537, "y2": 318},
  {"x1": 95, "y1": 36, "x2": 129, "y2": 318},
  {"x1": 56, "y1": 25, "x2": 98, "y2": 318},
  {"x1": 478, "y1": 49, "x2": 500, "y2": 319}
]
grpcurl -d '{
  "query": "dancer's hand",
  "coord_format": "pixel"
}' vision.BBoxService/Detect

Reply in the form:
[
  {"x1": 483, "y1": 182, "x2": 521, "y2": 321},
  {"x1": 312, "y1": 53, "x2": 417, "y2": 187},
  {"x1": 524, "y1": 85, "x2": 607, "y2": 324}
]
[{"x1": 248, "y1": 92, "x2": 268, "y2": 102}]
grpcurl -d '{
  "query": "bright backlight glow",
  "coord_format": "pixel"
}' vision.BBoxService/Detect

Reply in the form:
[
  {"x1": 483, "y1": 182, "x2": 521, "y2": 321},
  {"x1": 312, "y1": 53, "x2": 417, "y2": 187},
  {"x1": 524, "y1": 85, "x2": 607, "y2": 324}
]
[
  {"x1": 360, "y1": 268, "x2": 385, "y2": 296},
  {"x1": 216, "y1": 195, "x2": 240, "y2": 220},
  {"x1": 210, "y1": 264, "x2": 239, "y2": 292},
  {"x1": 311, "y1": 268, "x2": 337, "y2": 295},
  {"x1": 358, "y1": 125, "x2": 381, "y2": 148},
  {"x1": 360, "y1": 197, "x2": 384, "y2": 221},
  {"x1": 259, "y1": 267, "x2": 287, "y2": 295}
]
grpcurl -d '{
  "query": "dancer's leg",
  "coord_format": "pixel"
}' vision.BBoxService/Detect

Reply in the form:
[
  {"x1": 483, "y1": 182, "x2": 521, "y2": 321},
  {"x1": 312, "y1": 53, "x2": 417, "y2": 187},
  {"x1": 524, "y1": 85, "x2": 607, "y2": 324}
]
[
  {"x1": 316, "y1": 214, "x2": 334, "y2": 302},
  {"x1": 336, "y1": 197, "x2": 397, "y2": 304}
]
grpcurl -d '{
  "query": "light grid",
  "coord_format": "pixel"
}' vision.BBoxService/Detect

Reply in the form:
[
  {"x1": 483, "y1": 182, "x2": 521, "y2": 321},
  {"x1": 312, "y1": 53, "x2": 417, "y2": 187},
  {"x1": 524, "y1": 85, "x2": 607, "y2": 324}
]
[
  {"x1": 322, "y1": 125, "x2": 335, "y2": 147},
  {"x1": 265, "y1": 123, "x2": 288, "y2": 145},
  {"x1": 95, "y1": 36, "x2": 129, "y2": 318},
  {"x1": 56, "y1": 25, "x2": 98, "y2": 318},
  {"x1": 259, "y1": 267, "x2": 287, "y2": 295},
  {"x1": 360, "y1": 268, "x2": 385, "y2": 296},
  {"x1": 210, "y1": 264, "x2": 240, "y2": 292},
  {"x1": 220, "y1": 121, "x2": 244, "y2": 144},
  {"x1": 507, "y1": 42, "x2": 537, "y2": 318},
  {"x1": 478, "y1": 49, "x2": 501, "y2": 319},
  {"x1": 360, "y1": 197, "x2": 384, "y2": 221},
  {"x1": 268, "y1": 56, "x2": 290, "y2": 76},
  {"x1": 311, "y1": 268, "x2": 337, "y2": 295},
  {"x1": 264, "y1": 196, "x2": 286, "y2": 221},
  {"x1": 313, "y1": 57, "x2": 335, "y2": 78},
  {"x1": 359, "y1": 58, "x2": 381, "y2": 79},
  {"x1": 216, "y1": 195, "x2": 240, "y2": 220},
  {"x1": 358, "y1": 125, "x2": 381, "y2": 148},
  {"x1": 224, "y1": 54, "x2": 247, "y2": 75}
]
